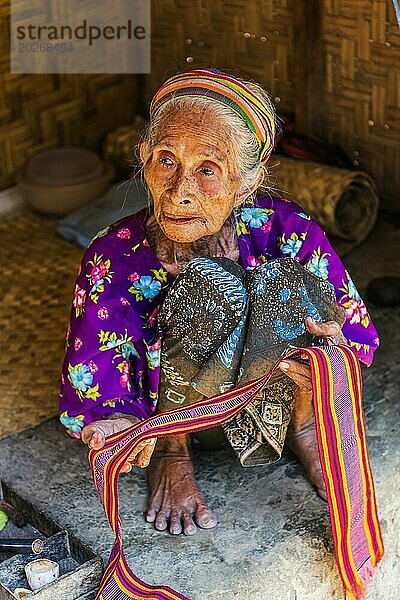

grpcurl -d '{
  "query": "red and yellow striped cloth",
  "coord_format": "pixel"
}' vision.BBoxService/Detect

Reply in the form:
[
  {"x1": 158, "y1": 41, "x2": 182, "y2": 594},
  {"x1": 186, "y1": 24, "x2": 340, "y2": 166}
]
[{"x1": 88, "y1": 345, "x2": 383, "y2": 600}]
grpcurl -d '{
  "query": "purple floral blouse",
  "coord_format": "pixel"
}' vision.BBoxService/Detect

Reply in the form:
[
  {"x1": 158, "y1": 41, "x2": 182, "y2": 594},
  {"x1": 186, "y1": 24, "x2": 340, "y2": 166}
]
[{"x1": 59, "y1": 196, "x2": 380, "y2": 438}]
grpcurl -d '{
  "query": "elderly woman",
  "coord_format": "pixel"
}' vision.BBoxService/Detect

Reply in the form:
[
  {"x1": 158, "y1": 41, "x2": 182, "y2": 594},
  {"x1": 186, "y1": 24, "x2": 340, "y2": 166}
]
[{"x1": 60, "y1": 69, "x2": 379, "y2": 537}]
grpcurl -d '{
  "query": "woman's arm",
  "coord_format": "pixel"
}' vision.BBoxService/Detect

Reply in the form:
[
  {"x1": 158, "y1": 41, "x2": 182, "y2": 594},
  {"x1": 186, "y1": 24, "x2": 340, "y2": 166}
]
[
  {"x1": 59, "y1": 222, "x2": 160, "y2": 439},
  {"x1": 296, "y1": 218, "x2": 379, "y2": 366}
]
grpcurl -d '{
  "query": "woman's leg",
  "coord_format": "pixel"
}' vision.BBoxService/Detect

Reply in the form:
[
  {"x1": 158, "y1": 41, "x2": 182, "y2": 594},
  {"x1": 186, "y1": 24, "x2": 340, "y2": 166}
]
[
  {"x1": 282, "y1": 316, "x2": 347, "y2": 500},
  {"x1": 147, "y1": 257, "x2": 249, "y2": 535},
  {"x1": 286, "y1": 387, "x2": 327, "y2": 499}
]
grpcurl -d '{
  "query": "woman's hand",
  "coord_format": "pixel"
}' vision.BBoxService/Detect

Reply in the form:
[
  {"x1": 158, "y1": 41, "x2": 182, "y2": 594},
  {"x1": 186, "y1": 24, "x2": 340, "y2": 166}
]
[
  {"x1": 279, "y1": 316, "x2": 348, "y2": 391},
  {"x1": 81, "y1": 413, "x2": 157, "y2": 472}
]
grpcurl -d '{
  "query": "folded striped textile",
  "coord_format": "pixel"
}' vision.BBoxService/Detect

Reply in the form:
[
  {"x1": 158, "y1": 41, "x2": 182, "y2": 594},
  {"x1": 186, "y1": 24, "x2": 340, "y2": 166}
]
[{"x1": 88, "y1": 345, "x2": 383, "y2": 600}]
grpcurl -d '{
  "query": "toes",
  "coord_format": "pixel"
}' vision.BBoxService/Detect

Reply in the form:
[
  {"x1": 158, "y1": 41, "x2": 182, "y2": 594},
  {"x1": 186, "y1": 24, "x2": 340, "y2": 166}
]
[
  {"x1": 317, "y1": 486, "x2": 328, "y2": 502},
  {"x1": 155, "y1": 510, "x2": 170, "y2": 531},
  {"x1": 196, "y1": 505, "x2": 218, "y2": 529},
  {"x1": 169, "y1": 510, "x2": 183, "y2": 535},
  {"x1": 146, "y1": 490, "x2": 163, "y2": 523},
  {"x1": 182, "y1": 511, "x2": 197, "y2": 536},
  {"x1": 146, "y1": 507, "x2": 157, "y2": 523},
  {"x1": 310, "y1": 466, "x2": 327, "y2": 502}
]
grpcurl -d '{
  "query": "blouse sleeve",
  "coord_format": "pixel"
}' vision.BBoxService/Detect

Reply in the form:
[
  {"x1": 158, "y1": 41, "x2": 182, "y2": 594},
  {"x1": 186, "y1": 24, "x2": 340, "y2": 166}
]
[
  {"x1": 59, "y1": 234, "x2": 154, "y2": 438},
  {"x1": 296, "y1": 218, "x2": 380, "y2": 366}
]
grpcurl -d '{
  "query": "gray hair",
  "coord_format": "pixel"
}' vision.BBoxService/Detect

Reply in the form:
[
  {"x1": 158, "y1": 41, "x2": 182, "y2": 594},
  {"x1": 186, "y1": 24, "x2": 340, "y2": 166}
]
[{"x1": 138, "y1": 72, "x2": 280, "y2": 199}]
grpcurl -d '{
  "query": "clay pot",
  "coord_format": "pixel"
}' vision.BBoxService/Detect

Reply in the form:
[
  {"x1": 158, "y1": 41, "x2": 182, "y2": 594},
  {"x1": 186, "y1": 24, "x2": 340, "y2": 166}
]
[
  {"x1": 25, "y1": 148, "x2": 103, "y2": 186},
  {"x1": 17, "y1": 160, "x2": 114, "y2": 216}
]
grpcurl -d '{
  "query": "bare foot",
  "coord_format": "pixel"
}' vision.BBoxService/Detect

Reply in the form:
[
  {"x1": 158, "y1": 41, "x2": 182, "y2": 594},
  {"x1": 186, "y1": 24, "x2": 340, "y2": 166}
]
[
  {"x1": 146, "y1": 434, "x2": 217, "y2": 535},
  {"x1": 81, "y1": 412, "x2": 156, "y2": 472}
]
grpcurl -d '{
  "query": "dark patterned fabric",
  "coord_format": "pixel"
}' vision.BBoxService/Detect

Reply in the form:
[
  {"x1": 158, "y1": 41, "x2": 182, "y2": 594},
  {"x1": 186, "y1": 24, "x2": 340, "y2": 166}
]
[{"x1": 157, "y1": 256, "x2": 345, "y2": 466}]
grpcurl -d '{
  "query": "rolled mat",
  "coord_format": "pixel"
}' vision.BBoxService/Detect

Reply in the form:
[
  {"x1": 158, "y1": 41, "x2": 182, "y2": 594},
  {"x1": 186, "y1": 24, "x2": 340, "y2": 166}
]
[
  {"x1": 272, "y1": 156, "x2": 379, "y2": 255},
  {"x1": 89, "y1": 345, "x2": 383, "y2": 600}
]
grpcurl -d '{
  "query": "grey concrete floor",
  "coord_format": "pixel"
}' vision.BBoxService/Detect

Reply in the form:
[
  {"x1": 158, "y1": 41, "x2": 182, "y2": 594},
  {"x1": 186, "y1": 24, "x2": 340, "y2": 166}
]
[{"x1": 0, "y1": 215, "x2": 399, "y2": 600}]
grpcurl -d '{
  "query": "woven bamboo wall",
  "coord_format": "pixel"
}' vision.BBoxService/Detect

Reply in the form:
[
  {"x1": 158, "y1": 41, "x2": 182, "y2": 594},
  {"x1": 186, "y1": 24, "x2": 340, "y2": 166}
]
[
  {"x1": 321, "y1": 0, "x2": 399, "y2": 214},
  {"x1": 145, "y1": 0, "x2": 297, "y2": 115},
  {"x1": 0, "y1": 3, "x2": 141, "y2": 191},
  {"x1": 146, "y1": 0, "x2": 400, "y2": 213}
]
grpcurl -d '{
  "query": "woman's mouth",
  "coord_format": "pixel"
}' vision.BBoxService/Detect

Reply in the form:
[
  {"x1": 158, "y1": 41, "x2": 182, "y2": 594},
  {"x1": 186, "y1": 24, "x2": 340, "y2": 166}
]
[{"x1": 163, "y1": 214, "x2": 201, "y2": 225}]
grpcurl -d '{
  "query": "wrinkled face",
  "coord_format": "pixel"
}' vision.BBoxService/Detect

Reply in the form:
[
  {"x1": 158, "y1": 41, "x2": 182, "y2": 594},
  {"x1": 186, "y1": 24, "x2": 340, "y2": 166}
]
[{"x1": 141, "y1": 105, "x2": 246, "y2": 243}]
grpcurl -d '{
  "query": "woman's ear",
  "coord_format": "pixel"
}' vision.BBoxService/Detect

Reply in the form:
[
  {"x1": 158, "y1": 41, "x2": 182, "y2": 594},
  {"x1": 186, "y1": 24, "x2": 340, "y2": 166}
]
[
  {"x1": 139, "y1": 141, "x2": 148, "y2": 164},
  {"x1": 233, "y1": 169, "x2": 265, "y2": 208}
]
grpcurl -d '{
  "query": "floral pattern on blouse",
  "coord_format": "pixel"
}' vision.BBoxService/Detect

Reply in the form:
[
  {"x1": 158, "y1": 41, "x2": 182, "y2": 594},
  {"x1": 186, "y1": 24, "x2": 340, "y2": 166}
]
[
  {"x1": 279, "y1": 232, "x2": 307, "y2": 258},
  {"x1": 340, "y1": 271, "x2": 370, "y2": 328},
  {"x1": 306, "y1": 247, "x2": 330, "y2": 280},
  {"x1": 59, "y1": 196, "x2": 380, "y2": 437},
  {"x1": 86, "y1": 254, "x2": 113, "y2": 304}
]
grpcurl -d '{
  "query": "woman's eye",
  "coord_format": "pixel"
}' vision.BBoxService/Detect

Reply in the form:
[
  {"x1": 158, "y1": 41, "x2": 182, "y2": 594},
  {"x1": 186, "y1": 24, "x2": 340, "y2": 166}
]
[
  {"x1": 200, "y1": 167, "x2": 215, "y2": 176},
  {"x1": 159, "y1": 156, "x2": 173, "y2": 166}
]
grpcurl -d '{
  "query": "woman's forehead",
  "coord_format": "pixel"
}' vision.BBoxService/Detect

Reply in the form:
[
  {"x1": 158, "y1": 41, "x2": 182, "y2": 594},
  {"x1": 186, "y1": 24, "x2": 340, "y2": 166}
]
[
  {"x1": 154, "y1": 137, "x2": 227, "y2": 162},
  {"x1": 155, "y1": 103, "x2": 228, "y2": 134}
]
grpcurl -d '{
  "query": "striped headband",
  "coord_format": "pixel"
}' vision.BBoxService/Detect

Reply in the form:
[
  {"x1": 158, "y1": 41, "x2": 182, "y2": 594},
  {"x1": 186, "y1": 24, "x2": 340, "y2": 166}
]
[{"x1": 150, "y1": 68, "x2": 276, "y2": 164}]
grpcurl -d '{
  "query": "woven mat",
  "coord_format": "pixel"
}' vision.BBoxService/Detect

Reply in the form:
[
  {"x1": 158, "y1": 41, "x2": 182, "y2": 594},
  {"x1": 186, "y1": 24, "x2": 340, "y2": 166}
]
[
  {"x1": 272, "y1": 156, "x2": 380, "y2": 255},
  {"x1": 0, "y1": 213, "x2": 82, "y2": 439}
]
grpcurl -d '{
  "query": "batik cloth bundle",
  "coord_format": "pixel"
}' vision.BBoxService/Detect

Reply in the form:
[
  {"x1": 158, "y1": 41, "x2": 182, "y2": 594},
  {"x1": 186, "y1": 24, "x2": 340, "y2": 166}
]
[
  {"x1": 89, "y1": 344, "x2": 382, "y2": 600},
  {"x1": 155, "y1": 256, "x2": 344, "y2": 466}
]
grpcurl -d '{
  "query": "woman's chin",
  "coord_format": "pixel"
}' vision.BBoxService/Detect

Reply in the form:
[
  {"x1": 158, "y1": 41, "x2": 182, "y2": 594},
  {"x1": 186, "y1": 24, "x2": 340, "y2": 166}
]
[
  {"x1": 165, "y1": 233, "x2": 202, "y2": 243},
  {"x1": 160, "y1": 224, "x2": 206, "y2": 244}
]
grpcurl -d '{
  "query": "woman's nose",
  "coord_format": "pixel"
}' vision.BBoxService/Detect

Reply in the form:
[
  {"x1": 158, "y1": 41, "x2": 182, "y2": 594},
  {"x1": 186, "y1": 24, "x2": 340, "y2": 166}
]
[{"x1": 170, "y1": 174, "x2": 194, "y2": 205}]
